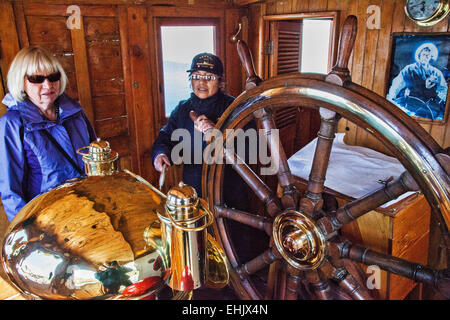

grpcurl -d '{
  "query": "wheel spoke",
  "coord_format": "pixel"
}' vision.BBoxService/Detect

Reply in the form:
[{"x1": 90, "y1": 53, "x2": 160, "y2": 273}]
[
  {"x1": 299, "y1": 108, "x2": 339, "y2": 217},
  {"x1": 223, "y1": 148, "x2": 282, "y2": 216},
  {"x1": 285, "y1": 265, "x2": 304, "y2": 300},
  {"x1": 318, "y1": 171, "x2": 420, "y2": 235},
  {"x1": 236, "y1": 246, "x2": 282, "y2": 278},
  {"x1": 321, "y1": 259, "x2": 373, "y2": 300},
  {"x1": 215, "y1": 205, "x2": 272, "y2": 235},
  {"x1": 306, "y1": 269, "x2": 333, "y2": 300},
  {"x1": 339, "y1": 241, "x2": 450, "y2": 298},
  {"x1": 254, "y1": 108, "x2": 300, "y2": 209}
]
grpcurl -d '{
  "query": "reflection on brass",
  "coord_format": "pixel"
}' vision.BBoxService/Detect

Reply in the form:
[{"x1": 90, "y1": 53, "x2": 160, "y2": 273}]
[
  {"x1": 273, "y1": 210, "x2": 327, "y2": 270},
  {"x1": 1, "y1": 142, "x2": 229, "y2": 300},
  {"x1": 2, "y1": 172, "x2": 169, "y2": 300},
  {"x1": 205, "y1": 234, "x2": 229, "y2": 289}
]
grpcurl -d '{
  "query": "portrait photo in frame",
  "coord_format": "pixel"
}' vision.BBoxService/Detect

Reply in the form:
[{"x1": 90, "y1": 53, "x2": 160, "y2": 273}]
[{"x1": 386, "y1": 33, "x2": 450, "y2": 124}]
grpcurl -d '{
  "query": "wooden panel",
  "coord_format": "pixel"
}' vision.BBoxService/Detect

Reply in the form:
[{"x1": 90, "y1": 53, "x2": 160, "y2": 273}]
[
  {"x1": 107, "y1": 135, "x2": 131, "y2": 157},
  {"x1": 389, "y1": 232, "x2": 429, "y2": 300},
  {"x1": 87, "y1": 47, "x2": 123, "y2": 80},
  {"x1": 0, "y1": 2, "x2": 20, "y2": 90},
  {"x1": 95, "y1": 117, "x2": 128, "y2": 138},
  {"x1": 22, "y1": 0, "x2": 233, "y2": 6},
  {"x1": 26, "y1": 16, "x2": 73, "y2": 51},
  {"x1": 85, "y1": 17, "x2": 120, "y2": 41},
  {"x1": 389, "y1": 195, "x2": 431, "y2": 299},
  {"x1": 93, "y1": 95, "x2": 127, "y2": 120},
  {"x1": 117, "y1": 6, "x2": 138, "y2": 173},
  {"x1": 126, "y1": 5, "x2": 157, "y2": 182},
  {"x1": 391, "y1": 195, "x2": 431, "y2": 258},
  {"x1": 309, "y1": 0, "x2": 328, "y2": 12},
  {"x1": 13, "y1": 2, "x2": 30, "y2": 48},
  {"x1": 292, "y1": 0, "x2": 309, "y2": 12},
  {"x1": 23, "y1": 3, "x2": 117, "y2": 17}
]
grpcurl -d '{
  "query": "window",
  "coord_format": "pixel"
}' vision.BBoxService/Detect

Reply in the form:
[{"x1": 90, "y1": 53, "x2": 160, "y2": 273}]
[
  {"x1": 265, "y1": 12, "x2": 337, "y2": 77},
  {"x1": 160, "y1": 25, "x2": 216, "y2": 117},
  {"x1": 301, "y1": 19, "x2": 333, "y2": 74}
]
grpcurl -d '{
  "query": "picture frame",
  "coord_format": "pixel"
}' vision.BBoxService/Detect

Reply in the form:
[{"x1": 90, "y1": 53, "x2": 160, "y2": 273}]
[{"x1": 386, "y1": 33, "x2": 450, "y2": 124}]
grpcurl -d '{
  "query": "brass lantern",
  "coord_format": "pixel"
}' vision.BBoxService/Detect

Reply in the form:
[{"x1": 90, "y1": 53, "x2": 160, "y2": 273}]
[{"x1": 1, "y1": 139, "x2": 229, "y2": 300}]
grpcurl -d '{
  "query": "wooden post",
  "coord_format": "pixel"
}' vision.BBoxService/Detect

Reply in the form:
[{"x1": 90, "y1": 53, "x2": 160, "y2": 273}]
[
  {"x1": 71, "y1": 17, "x2": 95, "y2": 124},
  {"x1": 126, "y1": 5, "x2": 157, "y2": 183},
  {"x1": 0, "y1": 2, "x2": 21, "y2": 90}
]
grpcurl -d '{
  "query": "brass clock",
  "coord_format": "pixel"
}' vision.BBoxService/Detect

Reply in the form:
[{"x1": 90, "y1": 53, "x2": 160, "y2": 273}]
[{"x1": 405, "y1": 0, "x2": 450, "y2": 26}]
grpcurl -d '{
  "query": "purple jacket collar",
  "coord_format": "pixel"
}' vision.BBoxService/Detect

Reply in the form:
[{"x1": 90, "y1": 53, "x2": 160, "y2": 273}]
[{"x1": 2, "y1": 93, "x2": 83, "y2": 130}]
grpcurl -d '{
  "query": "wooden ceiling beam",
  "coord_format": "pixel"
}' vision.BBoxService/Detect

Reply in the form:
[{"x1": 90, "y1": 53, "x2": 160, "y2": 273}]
[{"x1": 234, "y1": 0, "x2": 263, "y2": 6}]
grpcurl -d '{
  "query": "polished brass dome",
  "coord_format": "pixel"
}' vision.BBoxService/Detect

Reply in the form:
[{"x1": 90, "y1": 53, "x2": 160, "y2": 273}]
[{"x1": 1, "y1": 172, "x2": 171, "y2": 300}]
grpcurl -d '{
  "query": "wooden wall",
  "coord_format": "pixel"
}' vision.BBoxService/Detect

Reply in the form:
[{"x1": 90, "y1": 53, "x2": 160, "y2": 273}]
[{"x1": 243, "y1": 0, "x2": 450, "y2": 152}]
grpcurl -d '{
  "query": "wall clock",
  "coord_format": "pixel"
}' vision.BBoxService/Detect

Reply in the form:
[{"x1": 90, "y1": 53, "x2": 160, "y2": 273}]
[{"x1": 405, "y1": 0, "x2": 449, "y2": 26}]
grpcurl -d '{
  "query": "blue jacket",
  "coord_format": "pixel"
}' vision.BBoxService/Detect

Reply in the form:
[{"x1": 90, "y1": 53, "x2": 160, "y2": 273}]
[{"x1": 0, "y1": 93, "x2": 96, "y2": 221}]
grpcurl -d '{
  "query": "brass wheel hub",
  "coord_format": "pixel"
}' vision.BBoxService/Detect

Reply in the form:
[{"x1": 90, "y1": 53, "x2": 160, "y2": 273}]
[{"x1": 273, "y1": 210, "x2": 327, "y2": 271}]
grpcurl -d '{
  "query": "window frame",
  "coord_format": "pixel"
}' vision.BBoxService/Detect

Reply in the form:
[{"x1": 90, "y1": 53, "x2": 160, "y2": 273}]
[
  {"x1": 262, "y1": 11, "x2": 339, "y2": 79},
  {"x1": 153, "y1": 14, "x2": 222, "y2": 126}
]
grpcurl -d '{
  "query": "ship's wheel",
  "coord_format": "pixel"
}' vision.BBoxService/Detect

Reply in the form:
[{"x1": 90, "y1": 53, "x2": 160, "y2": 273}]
[{"x1": 201, "y1": 16, "x2": 450, "y2": 300}]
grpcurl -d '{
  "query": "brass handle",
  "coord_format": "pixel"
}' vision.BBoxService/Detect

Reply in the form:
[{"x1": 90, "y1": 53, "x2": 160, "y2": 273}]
[{"x1": 76, "y1": 146, "x2": 90, "y2": 157}]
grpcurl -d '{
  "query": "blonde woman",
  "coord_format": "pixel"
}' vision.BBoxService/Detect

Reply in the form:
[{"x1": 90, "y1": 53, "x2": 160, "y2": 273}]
[{"x1": 0, "y1": 46, "x2": 96, "y2": 221}]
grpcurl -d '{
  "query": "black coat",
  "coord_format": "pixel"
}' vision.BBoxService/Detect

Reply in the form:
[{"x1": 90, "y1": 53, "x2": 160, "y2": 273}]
[{"x1": 152, "y1": 91, "x2": 236, "y2": 198}]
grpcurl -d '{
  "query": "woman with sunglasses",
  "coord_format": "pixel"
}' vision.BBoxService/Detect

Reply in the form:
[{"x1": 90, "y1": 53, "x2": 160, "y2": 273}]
[{"x1": 0, "y1": 46, "x2": 96, "y2": 221}]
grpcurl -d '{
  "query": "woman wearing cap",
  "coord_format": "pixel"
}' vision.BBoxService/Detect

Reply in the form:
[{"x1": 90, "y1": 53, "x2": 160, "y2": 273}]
[
  {"x1": 152, "y1": 53, "x2": 266, "y2": 269},
  {"x1": 152, "y1": 52, "x2": 235, "y2": 197},
  {"x1": 0, "y1": 46, "x2": 96, "y2": 221}
]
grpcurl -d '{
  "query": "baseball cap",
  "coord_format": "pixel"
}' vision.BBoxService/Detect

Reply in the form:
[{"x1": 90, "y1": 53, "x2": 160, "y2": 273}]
[{"x1": 187, "y1": 52, "x2": 224, "y2": 77}]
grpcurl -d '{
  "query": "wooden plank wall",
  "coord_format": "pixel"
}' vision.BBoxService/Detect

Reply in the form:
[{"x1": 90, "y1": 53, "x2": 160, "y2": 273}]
[{"x1": 246, "y1": 0, "x2": 450, "y2": 151}]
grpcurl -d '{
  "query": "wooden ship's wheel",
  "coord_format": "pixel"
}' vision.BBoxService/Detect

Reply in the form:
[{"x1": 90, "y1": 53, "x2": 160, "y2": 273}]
[{"x1": 200, "y1": 16, "x2": 450, "y2": 300}]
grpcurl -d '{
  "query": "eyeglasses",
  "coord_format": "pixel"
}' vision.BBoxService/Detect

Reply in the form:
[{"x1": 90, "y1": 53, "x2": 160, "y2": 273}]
[
  {"x1": 190, "y1": 74, "x2": 218, "y2": 81},
  {"x1": 26, "y1": 72, "x2": 61, "y2": 84}
]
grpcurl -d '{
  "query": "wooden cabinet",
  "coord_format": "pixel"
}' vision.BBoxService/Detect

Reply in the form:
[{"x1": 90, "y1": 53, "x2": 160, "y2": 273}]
[{"x1": 339, "y1": 192, "x2": 431, "y2": 300}]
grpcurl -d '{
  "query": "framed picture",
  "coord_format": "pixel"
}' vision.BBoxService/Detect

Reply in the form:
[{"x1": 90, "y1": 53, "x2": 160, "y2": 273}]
[{"x1": 386, "y1": 33, "x2": 450, "y2": 124}]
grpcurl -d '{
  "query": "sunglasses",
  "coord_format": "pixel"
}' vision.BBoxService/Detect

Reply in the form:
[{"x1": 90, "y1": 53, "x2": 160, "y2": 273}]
[
  {"x1": 26, "y1": 72, "x2": 61, "y2": 84},
  {"x1": 190, "y1": 74, "x2": 218, "y2": 81}
]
